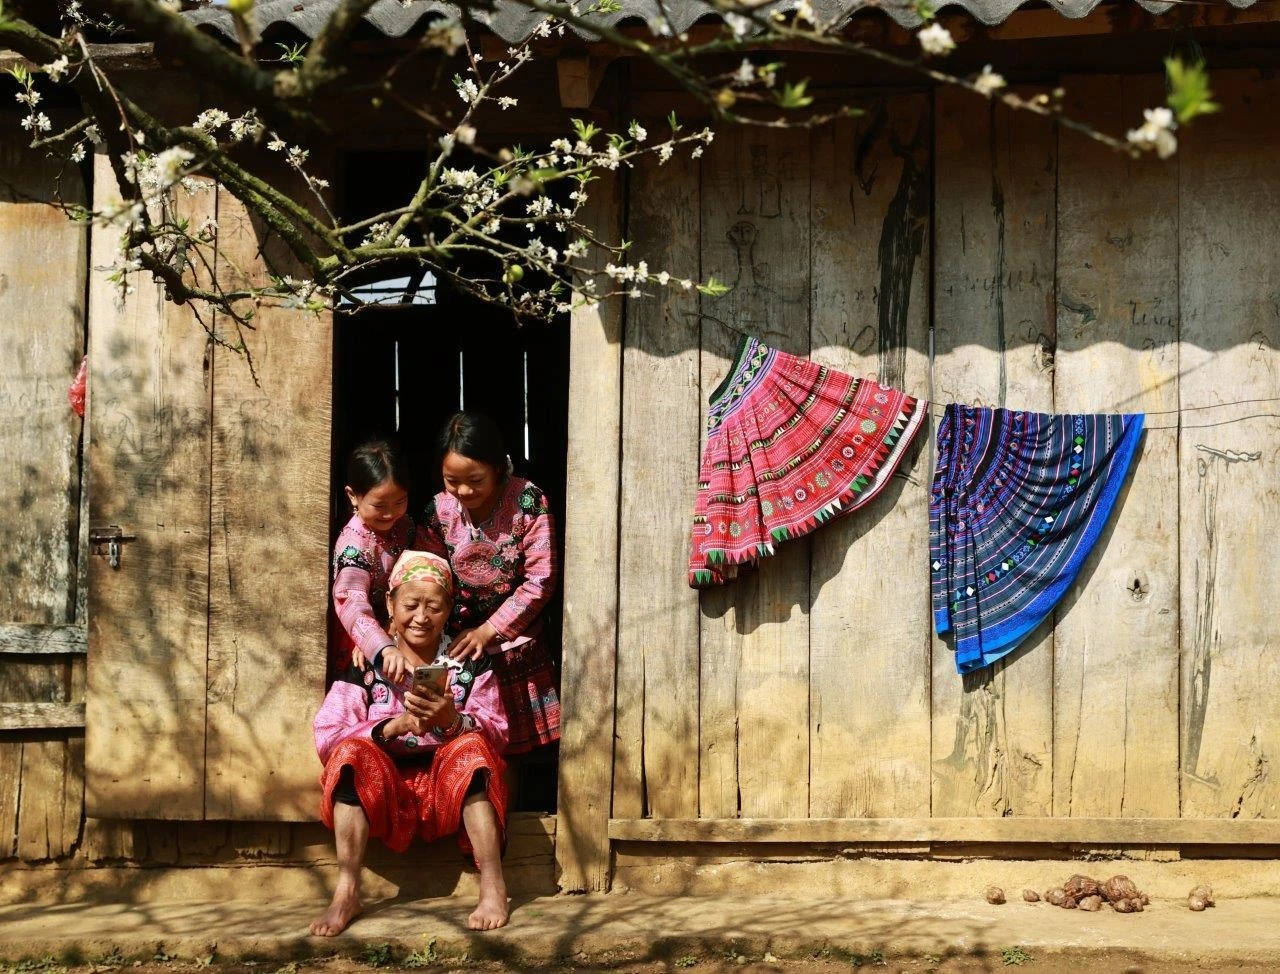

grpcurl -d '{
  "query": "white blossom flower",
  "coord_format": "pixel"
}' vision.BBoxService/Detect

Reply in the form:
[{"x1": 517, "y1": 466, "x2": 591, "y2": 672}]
[
  {"x1": 655, "y1": 271, "x2": 670, "y2": 286},
  {"x1": 442, "y1": 167, "x2": 480, "y2": 188},
  {"x1": 438, "y1": 133, "x2": 456, "y2": 155},
  {"x1": 551, "y1": 138, "x2": 572, "y2": 153},
  {"x1": 658, "y1": 142, "x2": 674, "y2": 164},
  {"x1": 22, "y1": 112, "x2": 52, "y2": 132},
  {"x1": 733, "y1": 59, "x2": 755, "y2": 87},
  {"x1": 456, "y1": 78, "x2": 481, "y2": 104},
  {"x1": 1126, "y1": 106, "x2": 1178, "y2": 159},
  {"x1": 725, "y1": 12, "x2": 752, "y2": 37},
  {"x1": 699, "y1": 128, "x2": 715, "y2": 144},
  {"x1": 194, "y1": 108, "x2": 230, "y2": 133},
  {"x1": 629, "y1": 121, "x2": 647, "y2": 142},
  {"x1": 794, "y1": 0, "x2": 815, "y2": 24},
  {"x1": 153, "y1": 146, "x2": 193, "y2": 185},
  {"x1": 268, "y1": 137, "x2": 287, "y2": 152},
  {"x1": 601, "y1": 145, "x2": 622, "y2": 170},
  {"x1": 85, "y1": 124, "x2": 102, "y2": 144},
  {"x1": 566, "y1": 238, "x2": 589, "y2": 258},
  {"x1": 229, "y1": 113, "x2": 262, "y2": 142},
  {"x1": 973, "y1": 65, "x2": 1006, "y2": 97},
  {"x1": 680, "y1": 279, "x2": 694, "y2": 290},
  {"x1": 917, "y1": 23, "x2": 956, "y2": 57},
  {"x1": 424, "y1": 17, "x2": 466, "y2": 55},
  {"x1": 455, "y1": 124, "x2": 477, "y2": 145},
  {"x1": 498, "y1": 96, "x2": 519, "y2": 110},
  {"x1": 44, "y1": 56, "x2": 70, "y2": 82},
  {"x1": 15, "y1": 88, "x2": 41, "y2": 107},
  {"x1": 287, "y1": 145, "x2": 309, "y2": 167},
  {"x1": 691, "y1": 146, "x2": 704, "y2": 159},
  {"x1": 70, "y1": 143, "x2": 86, "y2": 163}
]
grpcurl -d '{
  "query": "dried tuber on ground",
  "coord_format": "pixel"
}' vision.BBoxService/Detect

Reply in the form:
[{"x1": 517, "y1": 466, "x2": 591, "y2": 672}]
[
  {"x1": 986, "y1": 886, "x2": 1006, "y2": 905},
  {"x1": 1022, "y1": 889, "x2": 1040, "y2": 903},
  {"x1": 1189, "y1": 895, "x2": 1208, "y2": 912},
  {"x1": 1113, "y1": 898, "x2": 1137, "y2": 914},
  {"x1": 1064, "y1": 874, "x2": 1102, "y2": 901},
  {"x1": 1045, "y1": 888, "x2": 1068, "y2": 907},
  {"x1": 1189, "y1": 884, "x2": 1215, "y2": 906},
  {"x1": 1079, "y1": 895, "x2": 1103, "y2": 912},
  {"x1": 1102, "y1": 875, "x2": 1141, "y2": 904},
  {"x1": 1138, "y1": 893, "x2": 1150, "y2": 907},
  {"x1": 1062, "y1": 896, "x2": 1079, "y2": 909}
]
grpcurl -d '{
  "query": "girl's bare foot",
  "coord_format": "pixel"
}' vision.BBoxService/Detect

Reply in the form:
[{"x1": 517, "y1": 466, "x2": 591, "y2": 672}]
[
  {"x1": 468, "y1": 876, "x2": 510, "y2": 930},
  {"x1": 309, "y1": 886, "x2": 362, "y2": 936}
]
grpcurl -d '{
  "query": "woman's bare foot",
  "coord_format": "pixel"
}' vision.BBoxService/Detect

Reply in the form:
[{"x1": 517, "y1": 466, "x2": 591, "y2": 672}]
[
  {"x1": 309, "y1": 885, "x2": 362, "y2": 936},
  {"x1": 468, "y1": 875, "x2": 510, "y2": 930}
]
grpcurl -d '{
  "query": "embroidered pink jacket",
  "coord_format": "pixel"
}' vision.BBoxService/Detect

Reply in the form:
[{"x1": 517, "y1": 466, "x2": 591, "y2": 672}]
[
  {"x1": 331, "y1": 514, "x2": 415, "y2": 664},
  {"x1": 313, "y1": 655, "x2": 509, "y2": 764},
  {"x1": 419, "y1": 478, "x2": 558, "y2": 643}
]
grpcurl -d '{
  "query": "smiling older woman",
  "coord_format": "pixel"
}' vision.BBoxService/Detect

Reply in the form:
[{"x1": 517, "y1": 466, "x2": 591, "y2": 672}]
[{"x1": 310, "y1": 551, "x2": 511, "y2": 936}]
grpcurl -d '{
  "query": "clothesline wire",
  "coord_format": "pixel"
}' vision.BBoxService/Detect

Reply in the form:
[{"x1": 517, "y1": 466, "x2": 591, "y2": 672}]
[{"x1": 693, "y1": 317, "x2": 1280, "y2": 430}]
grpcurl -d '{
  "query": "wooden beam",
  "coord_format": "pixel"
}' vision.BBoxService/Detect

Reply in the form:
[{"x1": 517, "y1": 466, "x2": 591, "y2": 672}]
[
  {"x1": 0, "y1": 43, "x2": 156, "y2": 73},
  {"x1": 554, "y1": 167, "x2": 624, "y2": 892},
  {"x1": 610, "y1": 817, "x2": 1280, "y2": 845},
  {"x1": 0, "y1": 625, "x2": 86, "y2": 656},
  {"x1": 0, "y1": 704, "x2": 86, "y2": 732},
  {"x1": 556, "y1": 55, "x2": 612, "y2": 109}
]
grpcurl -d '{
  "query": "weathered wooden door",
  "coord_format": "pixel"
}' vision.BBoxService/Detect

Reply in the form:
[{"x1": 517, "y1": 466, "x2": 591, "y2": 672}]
[{"x1": 85, "y1": 158, "x2": 332, "y2": 820}]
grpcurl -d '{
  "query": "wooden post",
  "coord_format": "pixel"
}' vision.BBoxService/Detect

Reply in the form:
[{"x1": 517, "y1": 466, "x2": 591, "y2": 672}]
[
  {"x1": 808, "y1": 96, "x2": 933, "y2": 818},
  {"x1": 556, "y1": 173, "x2": 624, "y2": 892},
  {"x1": 930, "y1": 87, "x2": 1057, "y2": 817}
]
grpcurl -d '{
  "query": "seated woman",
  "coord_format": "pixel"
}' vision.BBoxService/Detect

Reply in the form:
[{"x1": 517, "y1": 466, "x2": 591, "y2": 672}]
[{"x1": 311, "y1": 551, "x2": 511, "y2": 936}]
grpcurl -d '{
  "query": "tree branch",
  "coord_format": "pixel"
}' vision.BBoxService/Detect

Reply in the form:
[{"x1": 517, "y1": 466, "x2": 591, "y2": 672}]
[
  {"x1": 84, "y1": 0, "x2": 320, "y2": 132},
  {"x1": 293, "y1": 0, "x2": 381, "y2": 95}
]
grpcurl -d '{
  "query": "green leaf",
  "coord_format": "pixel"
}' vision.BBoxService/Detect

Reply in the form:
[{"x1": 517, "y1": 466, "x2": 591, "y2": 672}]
[
  {"x1": 910, "y1": 0, "x2": 938, "y2": 20},
  {"x1": 667, "y1": 110, "x2": 682, "y2": 133},
  {"x1": 570, "y1": 118, "x2": 600, "y2": 143},
  {"x1": 1166, "y1": 56, "x2": 1219, "y2": 126},
  {"x1": 697, "y1": 275, "x2": 731, "y2": 297},
  {"x1": 775, "y1": 79, "x2": 814, "y2": 110}
]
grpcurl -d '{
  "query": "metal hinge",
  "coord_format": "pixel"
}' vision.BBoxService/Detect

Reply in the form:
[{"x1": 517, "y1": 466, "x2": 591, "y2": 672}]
[{"x1": 89, "y1": 525, "x2": 136, "y2": 570}]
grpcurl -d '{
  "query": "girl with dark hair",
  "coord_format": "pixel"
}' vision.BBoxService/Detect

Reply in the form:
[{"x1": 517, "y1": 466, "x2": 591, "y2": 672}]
[
  {"x1": 330, "y1": 438, "x2": 419, "y2": 680},
  {"x1": 419, "y1": 412, "x2": 561, "y2": 755}
]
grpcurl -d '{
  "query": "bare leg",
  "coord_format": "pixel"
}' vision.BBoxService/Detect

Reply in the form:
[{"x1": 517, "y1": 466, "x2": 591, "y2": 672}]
[
  {"x1": 462, "y1": 789, "x2": 509, "y2": 930},
  {"x1": 310, "y1": 802, "x2": 368, "y2": 936}
]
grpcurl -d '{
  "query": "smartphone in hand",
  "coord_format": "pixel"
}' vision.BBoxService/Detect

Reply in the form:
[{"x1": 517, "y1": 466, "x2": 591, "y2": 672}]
[{"x1": 412, "y1": 664, "x2": 449, "y2": 696}]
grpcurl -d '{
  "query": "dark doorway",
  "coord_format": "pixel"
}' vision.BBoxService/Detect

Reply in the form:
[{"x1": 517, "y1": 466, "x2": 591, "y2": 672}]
[{"x1": 331, "y1": 150, "x2": 570, "y2": 812}]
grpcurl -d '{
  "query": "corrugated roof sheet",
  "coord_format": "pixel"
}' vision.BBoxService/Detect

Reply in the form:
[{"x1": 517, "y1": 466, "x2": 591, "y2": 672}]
[{"x1": 187, "y1": 0, "x2": 1263, "y2": 45}]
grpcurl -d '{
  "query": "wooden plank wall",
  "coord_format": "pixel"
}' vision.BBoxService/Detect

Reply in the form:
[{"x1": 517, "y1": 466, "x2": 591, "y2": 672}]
[
  {"x1": 0, "y1": 128, "x2": 89, "y2": 860},
  {"x1": 602, "y1": 69, "x2": 1280, "y2": 839}
]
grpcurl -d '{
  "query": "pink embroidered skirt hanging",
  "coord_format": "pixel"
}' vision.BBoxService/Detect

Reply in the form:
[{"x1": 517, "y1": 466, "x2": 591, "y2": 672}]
[{"x1": 689, "y1": 334, "x2": 927, "y2": 587}]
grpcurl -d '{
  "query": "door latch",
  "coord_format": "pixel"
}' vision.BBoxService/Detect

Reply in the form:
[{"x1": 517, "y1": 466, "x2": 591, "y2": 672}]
[{"x1": 89, "y1": 525, "x2": 136, "y2": 570}]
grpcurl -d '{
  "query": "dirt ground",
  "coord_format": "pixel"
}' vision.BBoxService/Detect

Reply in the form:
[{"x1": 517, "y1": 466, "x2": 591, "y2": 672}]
[{"x1": 1, "y1": 948, "x2": 1273, "y2": 974}]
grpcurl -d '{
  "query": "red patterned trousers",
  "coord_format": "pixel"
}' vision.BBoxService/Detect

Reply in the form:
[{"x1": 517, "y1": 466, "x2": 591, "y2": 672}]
[{"x1": 320, "y1": 732, "x2": 508, "y2": 858}]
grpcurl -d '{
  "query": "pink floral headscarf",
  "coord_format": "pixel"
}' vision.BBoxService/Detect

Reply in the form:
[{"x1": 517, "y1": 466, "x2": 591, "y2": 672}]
[{"x1": 388, "y1": 550, "x2": 453, "y2": 597}]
